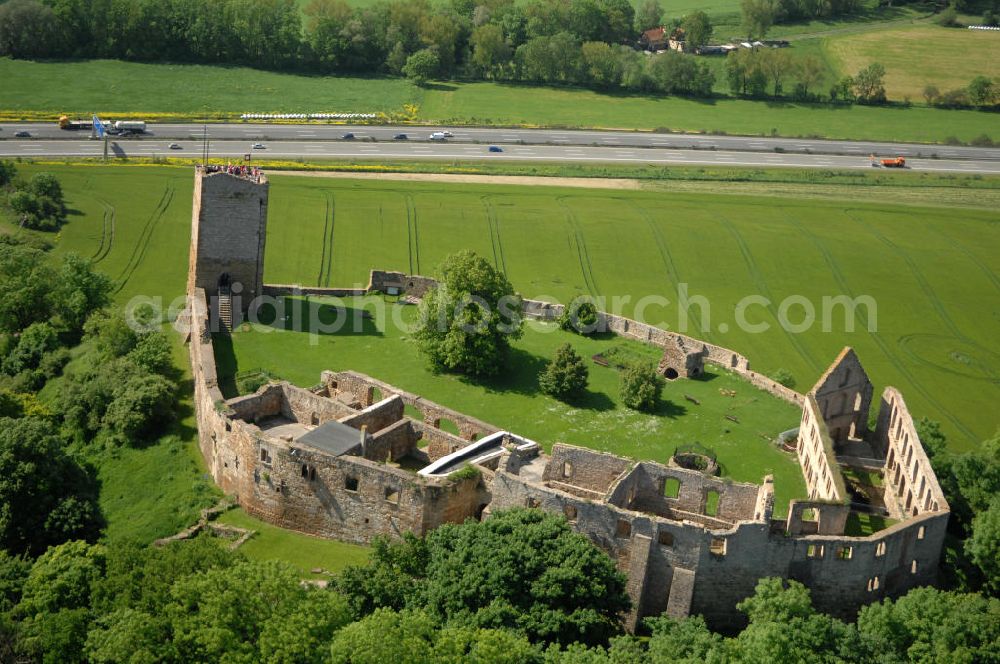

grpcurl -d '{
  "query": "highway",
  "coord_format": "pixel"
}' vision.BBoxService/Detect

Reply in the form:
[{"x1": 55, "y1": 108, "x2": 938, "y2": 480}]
[{"x1": 2, "y1": 123, "x2": 1000, "y2": 173}]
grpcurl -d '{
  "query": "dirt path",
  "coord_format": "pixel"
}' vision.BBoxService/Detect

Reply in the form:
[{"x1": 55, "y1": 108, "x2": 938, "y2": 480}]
[
  {"x1": 263, "y1": 170, "x2": 643, "y2": 190},
  {"x1": 264, "y1": 169, "x2": 998, "y2": 209}
]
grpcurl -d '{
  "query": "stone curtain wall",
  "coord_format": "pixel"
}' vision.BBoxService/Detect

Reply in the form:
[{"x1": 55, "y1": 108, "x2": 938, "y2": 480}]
[
  {"x1": 263, "y1": 284, "x2": 367, "y2": 298},
  {"x1": 492, "y1": 449, "x2": 949, "y2": 630},
  {"x1": 876, "y1": 387, "x2": 949, "y2": 519}
]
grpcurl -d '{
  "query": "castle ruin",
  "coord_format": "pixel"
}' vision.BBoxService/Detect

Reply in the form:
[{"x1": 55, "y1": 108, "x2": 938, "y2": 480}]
[{"x1": 185, "y1": 167, "x2": 949, "y2": 630}]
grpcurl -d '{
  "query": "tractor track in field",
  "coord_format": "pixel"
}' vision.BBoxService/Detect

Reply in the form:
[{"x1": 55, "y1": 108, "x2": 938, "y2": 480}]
[
  {"x1": 405, "y1": 194, "x2": 421, "y2": 275},
  {"x1": 927, "y1": 223, "x2": 1000, "y2": 296},
  {"x1": 785, "y1": 211, "x2": 976, "y2": 442},
  {"x1": 113, "y1": 186, "x2": 173, "y2": 294},
  {"x1": 91, "y1": 197, "x2": 116, "y2": 264},
  {"x1": 317, "y1": 195, "x2": 330, "y2": 286},
  {"x1": 620, "y1": 198, "x2": 711, "y2": 341},
  {"x1": 558, "y1": 197, "x2": 599, "y2": 298},
  {"x1": 846, "y1": 209, "x2": 1000, "y2": 420},
  {"x1": 481, "y1": 196, "x2": 508, "y2": 277},
  {"x1": 718, "y1": 213, "x2": 822, "y2": 374},
  {"x1": 845, "y1": 208, "x2": 967, "y2": 341}
]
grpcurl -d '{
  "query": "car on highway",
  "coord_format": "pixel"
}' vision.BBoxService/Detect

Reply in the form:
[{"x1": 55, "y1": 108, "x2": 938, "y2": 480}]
[
  {"x1": 252, "y1": 143, "x2": 266, "y2": 149},
  {"x1": 14, "y1": 131, "x2": 30, "y2": 138},
  {"x1": 393, "y1": 133, "x2": 408, "y2": 140},
  {"x1": 342, "y1": 133, "x2": 355, "y2": 140},
  {"x1": 168, "y1": 143, "x2": 182, "y2": 150},
  {"x1": 488, "y1": 145, "x2": 503, "y2": 153},
  {"x1": 442, "y1": 130, "x2": 454, "y2": 137},
  {"x1": 429, "y1": 132, "x2": 447, "y2": 141}
]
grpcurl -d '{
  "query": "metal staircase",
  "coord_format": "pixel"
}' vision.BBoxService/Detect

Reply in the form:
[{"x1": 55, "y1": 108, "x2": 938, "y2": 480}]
[{"x1": 218, "y1": 285, "x2": 233, "y2": 332}]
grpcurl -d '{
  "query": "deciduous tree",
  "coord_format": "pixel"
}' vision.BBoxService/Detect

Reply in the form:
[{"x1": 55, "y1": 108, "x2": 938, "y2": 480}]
[
  {"x1": 415, "y1": 250, "x2": 522, "y2": 377},
  {"x1": 620, "y1": 363, "x2": 663, "y2": 412}
]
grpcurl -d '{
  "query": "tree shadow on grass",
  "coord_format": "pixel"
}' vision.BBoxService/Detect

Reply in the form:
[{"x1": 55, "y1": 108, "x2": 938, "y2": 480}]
[
  {"x1": 423, "y1": 81, "x2": 458, "y2": 92},
  {"x1": 651, "y1": 398, "x2": 687, "y2": 419},
  {"x1": 249, "y1": 296, "x2": 382, "y2": 337},
  {"x1": 564, "y1": 389, "x2": 615, "y2": 412},
  {"x1": 463, "y1": 347, "x2": 548, "y2": 397},
  {"x1": 171, "y1": 377, "x2": 200, "y2": 442}
]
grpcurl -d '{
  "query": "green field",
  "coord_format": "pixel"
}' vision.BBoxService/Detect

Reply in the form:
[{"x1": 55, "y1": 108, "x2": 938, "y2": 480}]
[
  {"x1": 7, "y1": 164, "x2": 999, "y2": 457},
  {"x1": 3, "y1": 58, "x2": 999, "y2": 143},
  {"x1": 825, "y1": 24, "x2": 1000, "y2": 101},
  {"x1": 0, "y1": 58, "x2": 418, "y2": 118}
]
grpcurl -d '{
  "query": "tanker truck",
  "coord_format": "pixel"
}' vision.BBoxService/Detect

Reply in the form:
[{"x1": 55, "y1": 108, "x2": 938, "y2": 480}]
[{"x1": 113, "y1": 120, "x2": 146, "y2": 134}]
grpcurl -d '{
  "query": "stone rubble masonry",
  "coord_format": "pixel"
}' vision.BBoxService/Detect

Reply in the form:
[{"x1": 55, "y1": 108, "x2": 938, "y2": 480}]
[
  {"x1": 657, "y1": 337, "x2": 708, "y2": 379},
  {"x1": 189, "y1": 168, "x2": 268, "y2": 311},
  {"x1": 798, "y1": 395, "x2": 849, "y2": 502},
  {"x1": 186, "y1": 168, "x2": 949, "y2": 633},
  {"x1": 876, "y1": 387, "x2": 948, "y2": 520},
  {"x1": 809, "y1": 348, "x2": 874, "y2": 448}
]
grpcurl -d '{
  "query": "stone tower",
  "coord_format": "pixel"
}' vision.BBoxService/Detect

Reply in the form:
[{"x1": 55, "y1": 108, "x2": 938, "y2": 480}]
[{"x1": 188, "y1": 167, "x2": 268, "y2": 315}]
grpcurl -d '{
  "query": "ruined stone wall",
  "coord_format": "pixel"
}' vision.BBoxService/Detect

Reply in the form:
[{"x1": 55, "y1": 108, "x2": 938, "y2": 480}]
[
  {"x1": 798, "y1": 396, "x2": 848, "y2": 502},
  {"x1": 542, "y1": 444, "x2": 634, "y2": 496},
  {"x1": 420, "y1": 474, "x2": 491, "y2": 532},
  {"x1": 366, "y1": 419, "x2": 420, "y2": 463},
  {"x1": 190, "y1": 169, "x2": 269, "y2": 308},
  {"x1": 368, "y1": 270, "x2": 438, "y2": 298},
  {"x1": 619, "y1": 462, "x2": 762, "y2": 525},
  {"x1": 809, "y1": 348, "x2": 873, "y2": 446},
  {"x1": 279, "y1": 383, "x2": 355, "y2": 425},
  {"x1": 262, "y1": 284, "x2": 367, "y2": 298},
  {"x1": 785, "y1": 500, "x2": 850, "y2": 536},
  {"x1": 492, "y1": 460, "x2": 948, "y2": 630},
  {"x1": 410, "y1": 420, "x2": 474, "y2": 461},
  {"x1": 340, "y1": 395, "x2": 406, "y2": 436},
  {"x1": 519, "y1": 298, "x2": 803, "y2": 407},
  {"x1": 876, "y1": 388, "x2": 949, "y2": 519},
  {"x1": 323, "y1": 371, "x2": 499, "y2": 442},
  {"x1": 226, "y1": 384, "x2": 284, "y2": 423}
]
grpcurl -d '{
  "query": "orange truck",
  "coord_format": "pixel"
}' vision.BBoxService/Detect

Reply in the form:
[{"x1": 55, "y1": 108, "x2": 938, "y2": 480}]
[{"x1": 872, "y1": 156, "x2": 906, "y2": 168}]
